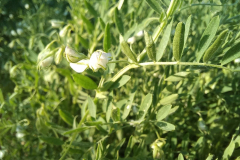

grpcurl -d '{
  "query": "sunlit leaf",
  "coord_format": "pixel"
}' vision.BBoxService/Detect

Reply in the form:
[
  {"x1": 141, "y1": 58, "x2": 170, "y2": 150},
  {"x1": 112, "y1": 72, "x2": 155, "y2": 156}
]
[
  {"x1": 156, "y1": 104, "x2": 172, "y2": 121},
  {"x1": 196, "y1": 16, "x2": 220, "y2": 62},
  {"x1": 88, "y1": 96, "x2": 96, "y2": 119},
  {"x1": 39, "y1": 136, "x2": 64, "y2": 145},
  {"x1": 72, "y1": 74, "x2": 98, "y2": 90}
]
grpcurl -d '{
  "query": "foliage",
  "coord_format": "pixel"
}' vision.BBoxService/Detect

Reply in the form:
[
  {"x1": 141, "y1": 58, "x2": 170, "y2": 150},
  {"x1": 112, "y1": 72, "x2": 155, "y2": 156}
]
[{"x1": 1, "y1": 0, "x2": 240, "y2": 160}]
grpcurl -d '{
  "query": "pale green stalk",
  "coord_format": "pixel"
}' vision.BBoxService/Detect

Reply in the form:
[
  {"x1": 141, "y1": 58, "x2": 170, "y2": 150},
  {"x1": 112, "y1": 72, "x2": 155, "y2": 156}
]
[{"x1": 107, "y1": 61, "x2": 240, "y2": 86}]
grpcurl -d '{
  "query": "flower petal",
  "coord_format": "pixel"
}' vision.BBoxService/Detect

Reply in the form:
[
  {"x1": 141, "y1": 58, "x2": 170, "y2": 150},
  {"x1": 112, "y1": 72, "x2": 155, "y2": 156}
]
[{"x1": 70, "y1": 60, "x2": 89, "y2": 73}]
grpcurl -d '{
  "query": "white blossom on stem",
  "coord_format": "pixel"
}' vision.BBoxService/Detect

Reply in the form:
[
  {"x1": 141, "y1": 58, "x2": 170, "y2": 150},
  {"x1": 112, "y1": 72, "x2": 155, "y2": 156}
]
[{"x1": 69, "y1": 50, "x2": 112, "y2": 73}]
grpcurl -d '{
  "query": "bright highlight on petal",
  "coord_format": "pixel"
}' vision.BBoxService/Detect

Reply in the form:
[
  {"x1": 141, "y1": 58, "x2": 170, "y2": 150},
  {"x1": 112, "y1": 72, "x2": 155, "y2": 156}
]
[
  {"x1": 70, "y1": 60, "x2": 89, "y2": 73},
  {"x1": 89, "y1": 51, "x2": 112, "y2": 71}
]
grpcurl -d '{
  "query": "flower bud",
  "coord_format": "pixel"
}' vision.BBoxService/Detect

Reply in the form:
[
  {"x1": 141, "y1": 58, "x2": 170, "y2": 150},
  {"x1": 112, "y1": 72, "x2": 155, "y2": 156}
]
[
  {"x1": 25, "y1": 4, "x2": 29, "y2": 9},
  {"x1": 17, "y1": 28, "x2": 23, "y2": 35},
  {"x1": 41, "y1": 56, "x2": 53, "y2": 68},
  {"x1": 65, "y1": 46, "x2": 87, "y2": 63},
  {"x1": 135, "y1": 30, "x2": 144, "y2": 40},
  {"x1": 59, "y1": 25, "x2": 70, "y2": 37},
  {"x1": 49, "y1": 20, "x2": 64, "y2": 28},
  {"x1": 55, "y1": 47, "x2": 64, "y2": 64},
  {"x1": 89, "y1": 50, "x2": 112, "y2": 71},
  {"x1": 127, "y1": 37, "x2": 136, "y2": 44}
]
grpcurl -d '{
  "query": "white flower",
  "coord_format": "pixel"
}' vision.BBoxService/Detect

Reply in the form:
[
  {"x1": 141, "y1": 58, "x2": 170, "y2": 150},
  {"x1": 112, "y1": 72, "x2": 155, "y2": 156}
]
[
  {"x1": 17, "y1": 28, "x2": 23, "y2": 35},
  {"x1": 70, "y1": 59, "x2": 89, "y2": 73},
  {"x1": 70, "y1": 50, "x2": 111, "y2": 73},
  {"x1": 135, "y1": 30, "x2": 144, "y2": 39},
  {"x1": 11, "y1": 30, "x2": 17, "y2": 36},
  {"x1": 234, "y1": 58, "x2": 240, "y2": 63},
  {"x1": 89, "y1": 51, "x2": 112, "y2": 71},
  {"x1": 25, "y1": 4, "x2": 29, "y2": 9}
]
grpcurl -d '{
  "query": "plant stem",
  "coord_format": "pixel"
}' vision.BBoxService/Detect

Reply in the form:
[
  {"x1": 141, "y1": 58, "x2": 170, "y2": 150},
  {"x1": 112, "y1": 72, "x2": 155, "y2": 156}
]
[{"x1": 139, "y1": 62, "x2": 234, "y2": 71}]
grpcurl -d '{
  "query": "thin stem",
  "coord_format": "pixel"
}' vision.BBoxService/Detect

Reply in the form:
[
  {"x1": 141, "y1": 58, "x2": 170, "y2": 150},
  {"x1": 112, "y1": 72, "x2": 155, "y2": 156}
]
[
  {"x1": 108, "y1": 60, "x2": 129, "y2": 64},
  {"x1": 181, "y1": 1, "x2": 239, "y2": 11},
  {"x1": 139, "y1": 62, "x2": 234, "y2": 71},
  {"x1": 102, "y1": 61, "x2": 239, "y2": 91}
]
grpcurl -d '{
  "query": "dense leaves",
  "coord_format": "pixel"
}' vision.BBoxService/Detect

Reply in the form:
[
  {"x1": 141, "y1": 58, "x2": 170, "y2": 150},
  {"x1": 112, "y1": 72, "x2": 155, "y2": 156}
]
[{"x1": 1, "y1": 0, "x2": 240, "y2": 160}]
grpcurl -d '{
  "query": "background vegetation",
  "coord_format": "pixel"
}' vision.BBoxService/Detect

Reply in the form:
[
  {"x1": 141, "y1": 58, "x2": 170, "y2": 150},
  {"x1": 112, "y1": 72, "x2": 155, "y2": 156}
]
[{"x1": 1, "y1": 0, "x2": 240, "y2": 159}]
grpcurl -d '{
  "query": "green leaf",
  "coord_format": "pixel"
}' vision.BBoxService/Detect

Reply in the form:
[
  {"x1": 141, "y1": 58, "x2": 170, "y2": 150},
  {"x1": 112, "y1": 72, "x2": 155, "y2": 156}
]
[
  {"x1": 156, "y1": 20, "x2": 173, "y2": 61},
  {"x1": 59, "y1": 109, "x2": 74, "y2": 126},
  {"x1": 110, "y1": 75, "x2": 131, "y2": 89},
  {"x1": 222, "y1": 42, "x2": 240, "y2": 65},
  {"x1": 115, "y1": 138, "x2": 126, "y2": 155},
  {"x1": 124, "y1": 135, "x2": 136, "y2": 157},
  {"x1": 156, "y1": 104, "x2": 172, "y2": 121},
  {"x1": 160, "y1": 94, "x2": 178, "y2": 105},
  {"x1": 196, "y1": 16, "x2": 220, "y2": 62},
  {"x1": 223, "y1": 140, "x2": 235, "y2": 160},
  {"x1": 39, "y1": 136, "x2": 64, "y2": 145},
  {"x1": 88, "y1": 96, "x2": 96, "y2": 119},
  {"x1": 78, "y1": 35, "x2": 89, "y2": 49},
  {"x1": 205, "y1": 154, "x2": 214, "y2": 160},
  {"x1": 84, "y1": 0, "x2": 98, "y2": 17},
  {"x1": 168, "y1": 106, "x2": 179, "y2": 115},
  {"x1": 114, "y1": 8, "x2": 124, "y2": 35},
  {"x1": 155, "y1": 121, "x2": 175, "y2": 131},
  {"x1": 36, "y1": 117, "x2": 48, "y2": 134},
  {"x1": 173, "y1": 22, "x2": 185, "y2": 61},
  {"x1": 106, "y1": 102, "x2": 113, "y2": 122},
  {"x1": 98, "y1": 17, "x2": 106, "y2": 30},
  {"x1": 0, "y1": 88, "x2": 4, "y2": 103},
  {"x1": 165, "y1": 72, "x2": 190, "y2": 82},
  {"x1": 72, "y1": 74, "x2": 97, "y2": 90},
  {"x1": 96, "y1": 141, "x2": 103, "y2": 160},
  {"x1": 178, "y1": 153, "x2": 184, "y2": 160},
  {"x1": 145, "y1": 0, "x2": 164, "y2": 14},
  {"x1": 139, "y1": 93, "x2": 152, "y2": 120},
  {"x1": 63, "y1": 126, "x2": 90, "y2": 135},
  {"x1": 122, "y1": 89, "x2": 136, "y2": 120},
  {"x1": 184, "y1": 15, "x2": 192, "y2": 47},
  {"x1": 85, "y1": 121, "x2": 102, "y2": 126},
  {"x1": 203, "y1": 29, "x2": 228, "y2": 63},
  {"x1": 103, "y1": 23, "x2": 111, "y2": 52},
  {"x1": 124, "y1": 18, "x2": 158, "y2": 40},
  {"x1": 112, "y1": 108, "x2": 121, "y2": 121},
  {"x1": 80, "y1": 14, "x2": 94, "y2": 34}
]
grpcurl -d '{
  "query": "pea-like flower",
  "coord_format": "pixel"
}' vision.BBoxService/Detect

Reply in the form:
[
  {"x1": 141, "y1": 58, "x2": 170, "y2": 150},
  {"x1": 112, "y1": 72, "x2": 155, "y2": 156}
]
[{"x1": 70, "y1": 50, "x2": 112, "y2": 73}]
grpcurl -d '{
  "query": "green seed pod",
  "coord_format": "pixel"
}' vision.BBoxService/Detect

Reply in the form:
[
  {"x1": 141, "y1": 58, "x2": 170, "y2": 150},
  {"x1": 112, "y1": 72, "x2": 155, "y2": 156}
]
[
  {"x1": 28, "y1": 36, "x2": 35, "y2": 49},
  {"x1": 65, "y1": 46, "x2": 87, "y2": 63},
  {"x1": 120, "y1": 35, "x2": 137, "y2": 62},
  {"x1": 173, "y1": 22, "x2": 185, "y2": 61},
  {"x1": 203, "y1": 29, "x2": 228, "y2": 63},
  {"x1": 144, "y1": 31, "x2": 156, "y2": 62},
  {"x1": 55, "y1": 47, "x2": 64, "y2": 64}
]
